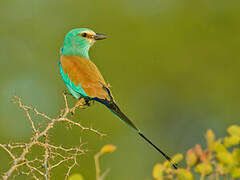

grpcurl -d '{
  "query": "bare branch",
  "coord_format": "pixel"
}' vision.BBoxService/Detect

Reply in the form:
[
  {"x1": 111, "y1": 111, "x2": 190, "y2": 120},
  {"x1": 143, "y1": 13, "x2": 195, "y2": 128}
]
[
  {"x1": 1, "y1": 93, "x2": 106, "y2": 179},
  {"x1": 0, "y1": 144, "x2": 15, "y2": 160}
]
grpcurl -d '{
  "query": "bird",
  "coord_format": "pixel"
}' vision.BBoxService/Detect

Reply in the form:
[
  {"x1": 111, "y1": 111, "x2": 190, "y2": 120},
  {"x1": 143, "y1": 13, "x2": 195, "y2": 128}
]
[{"x1": 59, "y1": 28, "x2": 177, "y2": 169}]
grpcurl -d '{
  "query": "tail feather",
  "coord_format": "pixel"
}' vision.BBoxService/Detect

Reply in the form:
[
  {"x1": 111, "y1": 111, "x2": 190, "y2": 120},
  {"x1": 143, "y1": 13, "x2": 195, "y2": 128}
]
[
  {"x1": 93, "y1": 97, "x2": 178, "y2": 169},
  {"x1": 93, "y1": 97, "x2": 139, "y2": 132},
  {"x1": 107, "y1": 101, "x2": 139, "y2": 133}
]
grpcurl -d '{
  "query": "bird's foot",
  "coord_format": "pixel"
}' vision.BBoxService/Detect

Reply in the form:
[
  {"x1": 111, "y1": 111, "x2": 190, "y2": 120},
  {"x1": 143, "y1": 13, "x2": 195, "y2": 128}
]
[
  {"x1": 63, "y1": 90, "x2": 71, "y2": 96},
  {"x1": 70, "y1": 98, "x2": 91, "y2": 115},
  {"x1": 70, "y1": 107, "x2": 77, "y2": 115}
]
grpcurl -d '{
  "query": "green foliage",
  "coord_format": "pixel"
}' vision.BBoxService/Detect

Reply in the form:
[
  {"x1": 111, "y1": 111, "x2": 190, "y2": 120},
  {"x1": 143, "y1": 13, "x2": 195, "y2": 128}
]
[{"x1": 151, "y1": 125, "x2": 240, "y2": 180}]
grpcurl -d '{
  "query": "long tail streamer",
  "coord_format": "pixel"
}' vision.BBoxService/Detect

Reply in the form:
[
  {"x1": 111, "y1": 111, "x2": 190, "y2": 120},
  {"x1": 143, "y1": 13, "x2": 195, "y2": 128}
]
[{"x1": 94, "y1": 98, "x2": 178, "y2": 169}]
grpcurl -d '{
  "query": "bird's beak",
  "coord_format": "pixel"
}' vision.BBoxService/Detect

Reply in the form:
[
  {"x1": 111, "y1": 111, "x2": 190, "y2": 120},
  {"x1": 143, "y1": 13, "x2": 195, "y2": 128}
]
[{"x1": 94, "y1": 33, "x2": 107, "y2": 40}]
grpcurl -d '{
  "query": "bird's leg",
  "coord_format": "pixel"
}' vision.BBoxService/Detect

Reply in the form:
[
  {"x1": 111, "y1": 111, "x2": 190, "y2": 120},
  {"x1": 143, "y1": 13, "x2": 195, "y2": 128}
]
[
  {"x1": 82, "y1": 98, "x2": 95, "y2": 107},
  {"x1": 70, "y1": 98, "x2": 92, "y2": 115},
  {"x1": 70, "y1": 98, "x2": 86, "y2": 115},
  {"x1": 63, "y1": 90, "x2": 71, "y2": 96}
]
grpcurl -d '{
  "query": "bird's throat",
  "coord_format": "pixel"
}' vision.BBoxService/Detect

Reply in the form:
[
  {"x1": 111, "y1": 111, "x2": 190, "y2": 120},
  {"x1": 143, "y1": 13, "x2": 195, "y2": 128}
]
[{"x1": 61, "y1": 44, "x2": 90, "y2": 59}]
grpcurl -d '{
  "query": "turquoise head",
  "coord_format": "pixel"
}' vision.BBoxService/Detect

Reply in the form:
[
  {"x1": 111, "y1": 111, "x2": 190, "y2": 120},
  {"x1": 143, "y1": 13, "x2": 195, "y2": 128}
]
[{"x1": 61, "y1": 28, "x2": 107, "y2": 58}]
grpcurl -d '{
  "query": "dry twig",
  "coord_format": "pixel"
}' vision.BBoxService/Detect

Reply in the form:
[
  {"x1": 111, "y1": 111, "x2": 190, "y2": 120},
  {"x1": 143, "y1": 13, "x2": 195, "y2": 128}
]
[{"x1": 0, "y1": 93, "x2": 106, "y2": 180}]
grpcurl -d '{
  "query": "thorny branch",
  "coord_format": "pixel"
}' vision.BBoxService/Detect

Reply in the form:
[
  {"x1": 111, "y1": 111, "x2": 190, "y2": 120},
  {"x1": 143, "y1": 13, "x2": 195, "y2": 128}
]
[{"x1": 0, "y1": 93, "x2": 106, "y2": 180}]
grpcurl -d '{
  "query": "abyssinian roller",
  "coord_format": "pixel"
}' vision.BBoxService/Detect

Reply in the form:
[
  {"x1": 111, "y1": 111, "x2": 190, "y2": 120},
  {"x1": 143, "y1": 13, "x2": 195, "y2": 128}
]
[{"x1": 59, "y1": 28, "x2": 177, "y2": 169}]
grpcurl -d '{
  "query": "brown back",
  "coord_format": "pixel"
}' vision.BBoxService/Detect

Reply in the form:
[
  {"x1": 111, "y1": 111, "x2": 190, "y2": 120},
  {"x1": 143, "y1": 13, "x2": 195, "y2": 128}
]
[{"x1": 60, "y1": 55, "x2": 111, "y2": 100}]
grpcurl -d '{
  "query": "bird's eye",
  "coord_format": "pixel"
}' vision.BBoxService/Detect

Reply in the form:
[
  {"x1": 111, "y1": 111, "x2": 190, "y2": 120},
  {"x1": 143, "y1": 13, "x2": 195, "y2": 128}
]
[{"x1": 81, "y1": 33, "x2": 87, "y2": 37}]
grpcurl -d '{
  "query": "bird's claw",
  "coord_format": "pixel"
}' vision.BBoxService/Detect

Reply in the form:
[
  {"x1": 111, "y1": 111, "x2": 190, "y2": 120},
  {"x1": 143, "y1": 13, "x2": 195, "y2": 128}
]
[
  {"x1": 63, "y1": 90, "x2": 70, "y2": 96},
  {"x1": 70, "y1": 108, "x2": 76, "y2": 115},
  {"x1": 70, "y1": 98, "x2": 91, "y2": 115}
]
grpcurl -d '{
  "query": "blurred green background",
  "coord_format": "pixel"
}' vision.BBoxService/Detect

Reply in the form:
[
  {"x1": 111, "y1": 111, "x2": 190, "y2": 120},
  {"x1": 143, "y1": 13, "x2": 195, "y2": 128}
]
[{"x1": 1, "y1": 0, "x2": 240, "y2": 179}]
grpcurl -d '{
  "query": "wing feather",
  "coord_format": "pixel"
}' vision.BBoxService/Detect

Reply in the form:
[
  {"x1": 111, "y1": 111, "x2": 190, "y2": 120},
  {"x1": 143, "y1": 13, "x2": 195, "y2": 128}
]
[{"x1": 60, "y1": 55, "x2": 110, "y2": 100}]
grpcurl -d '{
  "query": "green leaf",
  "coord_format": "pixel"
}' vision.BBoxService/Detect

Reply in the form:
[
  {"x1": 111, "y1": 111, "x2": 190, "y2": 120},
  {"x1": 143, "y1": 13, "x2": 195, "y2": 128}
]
[
  {"x1": 232, "y1": 148, "x2": 240, "y2": 163},
  {"x1": 152, "y1": 163, "x2": 164, "y2": 179},
  {"x1": 224, "y1": 136, "x2": 240, "y2": 148},
  {"x1": 231, "y1": 168, "x2": 240, "y2": 179},
  {"x1": 216, "y1": 152, "x2": 234, "y2": 166},
  {"x1": 195, "y1": 163, "x2": 213, "y2": 175},
  {"x1": 217, "y1": 163, "x2": 225, "y2": 174},
  {"x1": 177, "y1": 169, "x2": 194, "y2": 180},
  {"x1": 68, "y1": 173, "x2": 84, "y2": 180},
  {"x1": 206, "y1": 129, "x2": 215, "y2": 149},
  {"x1": 214, "y1": 141, "x2": 227, "y2": 153},
  {"x1": 186, "y1": 149, "x2": 198, "y2": 167},
  {"x1": 171, "y1": 153, "x2": 183, "y2": 164},
  {"x1": 227, "y1": 125, "x2": 240, "y2": 137}
]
